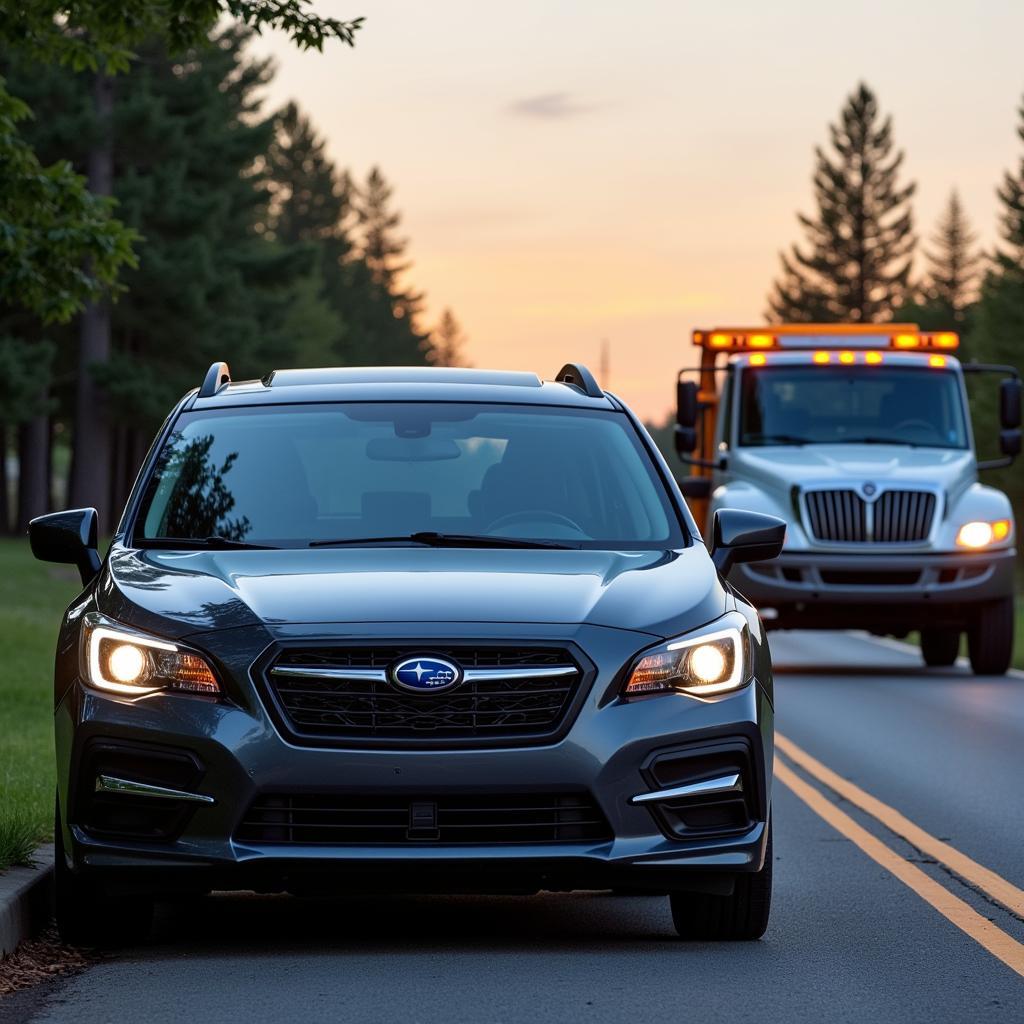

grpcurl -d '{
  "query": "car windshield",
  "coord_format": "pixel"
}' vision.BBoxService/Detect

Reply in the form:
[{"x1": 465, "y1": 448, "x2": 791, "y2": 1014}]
[
  {"x1": 738, "y1": 366, "x2": 968, "y2": 449},
  {"x1": 134, "y1": 402, "x2": 685, "y2": 550}
]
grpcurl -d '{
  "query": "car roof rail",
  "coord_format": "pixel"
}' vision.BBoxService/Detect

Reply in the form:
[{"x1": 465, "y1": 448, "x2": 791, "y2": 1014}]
[
  {"x1": 199, "y1": 361, "x2": 231, "y2": 398},
  {"x1": 554, "y1": 363, "x2": 603, "y2": 398}
]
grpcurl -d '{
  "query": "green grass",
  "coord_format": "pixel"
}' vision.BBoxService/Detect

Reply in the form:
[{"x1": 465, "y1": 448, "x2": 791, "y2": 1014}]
[{"x1": 0, "y1": 539, "x2": 81, "y2": 870}]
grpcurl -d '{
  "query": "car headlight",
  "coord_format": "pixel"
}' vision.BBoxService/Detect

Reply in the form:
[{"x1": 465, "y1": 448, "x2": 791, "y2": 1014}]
[
  {"x1": 955, "y1": 519, "x2": 1012, "y2": 549},
  {"x1": 623, "y1": 612, "x2": 751, "y2": 697},
  {"x1": 83, "y1": 615, "x2": 220, "y2": 696}
]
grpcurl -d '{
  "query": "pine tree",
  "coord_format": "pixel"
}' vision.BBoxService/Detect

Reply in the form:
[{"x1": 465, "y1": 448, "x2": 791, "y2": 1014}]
[
  {"x1": 923, "y1": 191, "x2": 981, "y2": 321},
  {"x1": 349, "y1": 166, "x2": 428, "y2": 364},
  {"x1": 968, "y1": 98, "x2": 1024, "y2": 521},
  {"x1": 767, "y1": 83, "x2": 916, "y2": 323},
  {"x1": 423, "y1": 309, "x2": 470, "y2": 367},
  {"x1": 266, "y1": 102, "x2": 351, "y2": 248}
]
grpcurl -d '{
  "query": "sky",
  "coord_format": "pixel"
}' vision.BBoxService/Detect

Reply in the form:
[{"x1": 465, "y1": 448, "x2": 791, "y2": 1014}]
[{"x1": 254, "y1": 0, "x2": 1024, "y2": 421}]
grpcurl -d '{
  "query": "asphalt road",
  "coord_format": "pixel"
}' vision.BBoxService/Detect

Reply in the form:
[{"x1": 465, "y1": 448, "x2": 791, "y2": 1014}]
[{"x1": 5, "y1": 631, "x2": 1024, "y2": 1024}]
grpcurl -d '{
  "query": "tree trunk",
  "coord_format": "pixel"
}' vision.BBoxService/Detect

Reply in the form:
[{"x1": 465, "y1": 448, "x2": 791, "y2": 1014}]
[
  {"x1": 69, "y1": 72, "x2": 115, "y2": 529},
  {"x1": 17, "y1": 413, "x2": 51, "y2": 529}
]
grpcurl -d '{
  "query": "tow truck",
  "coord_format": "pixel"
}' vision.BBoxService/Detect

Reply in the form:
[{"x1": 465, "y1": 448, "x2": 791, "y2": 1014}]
[{"x1": 674, "y1": 325, "x2": 1021, "y2": 675}]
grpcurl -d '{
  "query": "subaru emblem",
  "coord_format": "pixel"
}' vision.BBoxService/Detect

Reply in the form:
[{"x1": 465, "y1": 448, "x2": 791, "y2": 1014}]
[{"x1": 391, "y1": 656, "x2": 463, "y2": 694}]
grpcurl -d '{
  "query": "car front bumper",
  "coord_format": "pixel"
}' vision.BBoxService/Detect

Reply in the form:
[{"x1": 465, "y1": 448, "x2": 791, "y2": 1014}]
[{"x1": 56, "y1": 623, "x2": 773, "y2": 897}]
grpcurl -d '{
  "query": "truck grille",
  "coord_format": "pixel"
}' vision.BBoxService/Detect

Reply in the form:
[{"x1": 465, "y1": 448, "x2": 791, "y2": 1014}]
[
  {"x1": 804, "y1": 489, "x2": 867, "y2": 542},
  {"x1": 236, "y1": 792, "x2": 612, "y2": 845},
  {"x1": 804, "y1": 489, "x2": 936, "y2": 543},
  {"x1": 262, "y1": 644, "x2": 584, "y2": 746},
  {"x1": 873, "y1": 490, "x2": 937, "y2": 543}
]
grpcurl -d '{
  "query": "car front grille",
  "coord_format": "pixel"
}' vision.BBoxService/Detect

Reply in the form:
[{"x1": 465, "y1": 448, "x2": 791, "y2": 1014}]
[
  {"x1": 236, "y1": 792, "x2": 612, "y2": 845},
  {"x1": 262, "y1": 644, "x2": 585, "y2": 746},
  {"x1": 804, "y1": 489, "x2": 936, "y2": 543}
]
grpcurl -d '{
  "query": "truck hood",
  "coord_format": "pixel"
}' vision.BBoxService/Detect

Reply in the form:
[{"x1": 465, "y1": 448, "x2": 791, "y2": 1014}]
[
  {"x1": 99, "y1": 545, "x2": 726, "y2": 641},
  {"x1": 733, "y1": 444, "x2": 976, "y2": 496}
]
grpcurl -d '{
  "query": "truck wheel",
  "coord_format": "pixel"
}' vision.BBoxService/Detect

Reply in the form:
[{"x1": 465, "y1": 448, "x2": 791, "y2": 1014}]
[
  {"x1": 55, "y1": 797, "x2": 153, "y2": 946},
  {"x1": 967, "y1": 597, "x2": 1015, "y2": 676},
  {"x1": 669, "y1": 821, "x2": 772, "y2": 940},
  {"x1": 920, "y1": 630, "x2": 959, "y2": 667}
]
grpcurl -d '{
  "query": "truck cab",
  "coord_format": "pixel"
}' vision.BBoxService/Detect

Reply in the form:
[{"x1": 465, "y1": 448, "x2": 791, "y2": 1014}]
[{"x1": 675, "y1": 325, "x2": 1021, "y2": 675}]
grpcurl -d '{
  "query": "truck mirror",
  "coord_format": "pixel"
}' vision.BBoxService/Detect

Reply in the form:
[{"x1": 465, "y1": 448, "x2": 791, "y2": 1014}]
[
  {"x1": 676, "y1": 380, "x2": 699, "y2": 428},
  {"x1": 1000, "y1": 379, "x2": 1022, "y2": 429},
  {"x1": 674, "y1": 424, "x2": 697, "y2": 455},
  {"x1": 710, "y1": 509, "x2": 786, "y2": 576},
  {"x1": 28, "y1": 507, "x2": 102, "y2": 585},
  {"x1": 1000, "y1": 429, "x2": 1021, "y2": 458},
  {"x1": 678, "y1": 476, "x2": 712, "y2": 499}
]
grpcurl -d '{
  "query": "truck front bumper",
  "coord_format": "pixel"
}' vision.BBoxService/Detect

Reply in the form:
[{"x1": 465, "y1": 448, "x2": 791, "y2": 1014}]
[{"x1": 732, "y1": 547, "x2": 1016, "y2": 630}]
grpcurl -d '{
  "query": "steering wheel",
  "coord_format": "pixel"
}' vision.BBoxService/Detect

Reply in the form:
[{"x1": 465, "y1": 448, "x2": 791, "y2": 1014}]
[
  {"x1": 487, "y1": 509, "x2": 586, "y2": 534},
  {"x1": 891, "y1": 419, "x2": 934, "y2": 433}
]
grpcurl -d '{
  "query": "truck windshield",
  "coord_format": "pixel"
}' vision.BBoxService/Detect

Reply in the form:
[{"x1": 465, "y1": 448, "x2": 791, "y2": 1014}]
[
  {"x1": 134, "y1": 403, "x2": 685, "y2": 550},
  {"x1": 738, "y1": 366, "x2": 968, "y2": 449}
]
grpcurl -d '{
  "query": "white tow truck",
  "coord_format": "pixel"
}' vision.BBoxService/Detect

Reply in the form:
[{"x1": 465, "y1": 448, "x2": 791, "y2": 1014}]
[{"x1": 674, "y1": 325, "x2": 1021, "y2": 675}]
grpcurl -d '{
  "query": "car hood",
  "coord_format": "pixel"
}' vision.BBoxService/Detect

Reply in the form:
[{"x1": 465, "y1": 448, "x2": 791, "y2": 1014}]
[{"x1": 99, "y1": 545, "x2": 725, "y2": 641}]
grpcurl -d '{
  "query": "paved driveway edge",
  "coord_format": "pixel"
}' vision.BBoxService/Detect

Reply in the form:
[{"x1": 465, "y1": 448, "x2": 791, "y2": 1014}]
[{"x1": 0, "y1": 846, "x2": 55, "y2": 957}]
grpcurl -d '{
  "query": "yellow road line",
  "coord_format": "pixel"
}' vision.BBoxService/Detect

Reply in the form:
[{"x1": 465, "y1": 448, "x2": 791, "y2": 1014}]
[
  {"x1": 776, "y1": 732, "x2": 1024, "y2": 918},
  {"x1": 775, "y1": 758, "x2": 1024, "y2": 979}
]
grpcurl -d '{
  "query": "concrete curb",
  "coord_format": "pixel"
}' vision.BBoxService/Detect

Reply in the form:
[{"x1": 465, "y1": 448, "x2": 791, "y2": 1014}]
[{"x1": 0, "y1": 845, "x2": 54, "y2": 957}]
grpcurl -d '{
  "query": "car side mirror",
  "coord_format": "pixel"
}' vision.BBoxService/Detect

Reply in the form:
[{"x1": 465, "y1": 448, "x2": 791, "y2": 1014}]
[
  {"x1": 28, "y1": 508, "x2": 102, "y2": 585},
  {"x1": 710, "y1": 508, "x2": 786, "y2": 576},
  {"x1": 1000, "y1": 429, "x2": 1021, "y2": 458},
  {"x1": 1000, "y1": 378, "x2": 1022, "y2": 429}
]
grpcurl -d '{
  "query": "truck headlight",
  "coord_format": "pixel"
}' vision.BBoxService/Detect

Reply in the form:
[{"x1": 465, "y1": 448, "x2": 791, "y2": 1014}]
[
  {"x1": 83, "y1": 615, "x2": 220, "y2": 696},
  {"x1": 955, "y1": 519, "x2": 1012, "y2": 549},
  {"x1": 623, "y1": 613, "x2": 750, "y2": 697}
]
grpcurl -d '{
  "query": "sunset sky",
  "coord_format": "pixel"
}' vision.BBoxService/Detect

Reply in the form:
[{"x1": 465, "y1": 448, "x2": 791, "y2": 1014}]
[{"x1": 257, "y1": 1, "x2": 1024, "y2": 420}]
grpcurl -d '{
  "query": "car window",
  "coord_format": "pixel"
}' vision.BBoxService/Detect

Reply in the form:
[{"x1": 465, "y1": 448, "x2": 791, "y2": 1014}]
[{"x1": 136, "y1": 403, "x2": 684, "y2": 549}]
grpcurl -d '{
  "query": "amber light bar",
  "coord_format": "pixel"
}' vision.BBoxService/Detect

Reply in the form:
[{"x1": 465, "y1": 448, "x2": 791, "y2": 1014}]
[{"x1": 693, "y1": 324, "x2": 959, "y2": 352}]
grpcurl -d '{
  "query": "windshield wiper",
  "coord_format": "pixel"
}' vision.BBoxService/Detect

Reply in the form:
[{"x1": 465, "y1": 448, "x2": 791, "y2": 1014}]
[
  {"x1": 310, "y1": 531, "x2": 580, "y2": 550},
  {"x1": 139, "y1": 536, "x2": 280, "y2": 550},
  {"x1": 744, "y1": 434, "x2": 812, "y2": 446},
  {"x1": 830, "y1": 437, "x2": 923, "y2": 448}
]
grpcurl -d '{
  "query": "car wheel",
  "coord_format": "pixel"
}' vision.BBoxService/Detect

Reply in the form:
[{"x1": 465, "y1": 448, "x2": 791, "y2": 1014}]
[
  {"x1": 54, "y1": 796, "x2": 154, "y2": 947},
  {"x1": 920, "y1": 629, "x2": 959, "y2": 667},
  {"x1": 967, "y1": 597, "x2": 1015, "y2": 676},
  {"x1": 669, "y1": 820, "x2": 772, "y2": 941}
]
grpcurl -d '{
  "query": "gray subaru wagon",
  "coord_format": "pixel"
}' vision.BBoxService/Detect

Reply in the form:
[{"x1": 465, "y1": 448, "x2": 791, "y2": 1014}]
[{"x1": 30, "y1": 362, "x2": 784, "y2": 944}]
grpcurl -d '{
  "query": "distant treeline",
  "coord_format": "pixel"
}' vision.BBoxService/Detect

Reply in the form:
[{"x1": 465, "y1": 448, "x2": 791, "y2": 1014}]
[{"x1": 0, "y1": 27, "x2": 467, "y2": 533}]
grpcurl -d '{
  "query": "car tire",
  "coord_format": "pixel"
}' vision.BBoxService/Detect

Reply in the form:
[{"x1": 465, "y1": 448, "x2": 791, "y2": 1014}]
[
  {"x1": 967, "y1": 597, "x2": 1015, "y2": 676},
  {"x1": 920, "y1": 630, "x2": 959, "y2": 667},
  {"x1": 669, "y1": 820, "x2": 772, "y2": 941},
  {"x1": 54, "y1": 797, "x2": 153, "y2": 947}
]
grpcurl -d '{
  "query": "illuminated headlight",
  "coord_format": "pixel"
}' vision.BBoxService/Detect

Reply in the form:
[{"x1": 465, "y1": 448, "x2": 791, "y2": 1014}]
[
  {"x1": 84, "y1": 616, "x2": 220, "y2": 696},
  {"x1": 623, "y1": 613, "x2": 750, "y2": 697},
  {"x1": 956, "y1": 519, "x2": 1012, "y2": 549}
]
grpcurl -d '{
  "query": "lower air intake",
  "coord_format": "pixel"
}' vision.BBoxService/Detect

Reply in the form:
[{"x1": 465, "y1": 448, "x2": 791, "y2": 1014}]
[{"x1": 236, "y1": 792, "x2": 612, "y2": 845}]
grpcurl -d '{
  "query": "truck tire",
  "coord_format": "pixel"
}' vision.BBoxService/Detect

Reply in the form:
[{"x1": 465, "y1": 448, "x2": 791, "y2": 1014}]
[
  {"x1": 920, "y1": 630, "x2": 959, "y2": 667},
  {"x1": 967, "y1": 597, "x2": 1015, "y2": 676},
  {"x1": 55, "y1": 797, "x2": 153, "y2": 946},
  {"x1": 669, "y1": 821, "x2": 772, "y2": 940}
]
